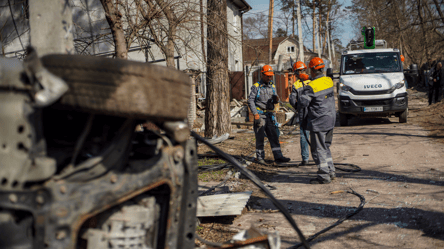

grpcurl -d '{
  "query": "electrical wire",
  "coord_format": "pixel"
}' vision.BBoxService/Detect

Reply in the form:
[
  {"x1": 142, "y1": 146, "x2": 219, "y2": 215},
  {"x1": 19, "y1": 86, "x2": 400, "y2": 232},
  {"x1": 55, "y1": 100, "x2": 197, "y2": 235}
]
[
  {"x1": 7, "y1": 0, "x2": 25, "y2": 51},
  {"x1": 288, "y1": 189, "x2": 366, "y2": 249},
  {"x1": 198, "y1": 163, "x2": 231, "y2": 172},
  {"x1": 191, "y1": 131, "x2": 311, "y2": 249}
]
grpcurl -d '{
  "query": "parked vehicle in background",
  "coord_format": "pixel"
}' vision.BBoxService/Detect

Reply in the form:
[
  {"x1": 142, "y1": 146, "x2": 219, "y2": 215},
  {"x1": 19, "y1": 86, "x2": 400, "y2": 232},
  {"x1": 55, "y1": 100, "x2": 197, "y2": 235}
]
[{"x1": 328, "y1": 40, "x2": 418, "y2": 126}]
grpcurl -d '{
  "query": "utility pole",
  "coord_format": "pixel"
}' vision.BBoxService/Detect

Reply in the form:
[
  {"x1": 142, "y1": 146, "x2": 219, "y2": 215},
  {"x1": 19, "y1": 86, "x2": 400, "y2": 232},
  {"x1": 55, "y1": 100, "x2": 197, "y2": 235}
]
[
  {"x1": 29, "y1": 0, "x2": 74, "y2": 56},
  {"x1": 316, "y1": 18, "x2": 321, "y2": 57},
  {"x1": 312, "y1": 0, "x2": 316, "y2": 53},
  {"x1": 297, "y1": 0, "x2": 304, "y2": 62},
  {"x1": 326, "y1": 20, "x2": 332, "y2": 64},
  {"x1": 292, "y1": 1, "x2": 295, "y2": 37},
  {"x1": 331, "y1": 32, "x2": 335, "y2": 60},
  {"x1": 268, "y1": 0, "x2": 274, "y2": 64}
]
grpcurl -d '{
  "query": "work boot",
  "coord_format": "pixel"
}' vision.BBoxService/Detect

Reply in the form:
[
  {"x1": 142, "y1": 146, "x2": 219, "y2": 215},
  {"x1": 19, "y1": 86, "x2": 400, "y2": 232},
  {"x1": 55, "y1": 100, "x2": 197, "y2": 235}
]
[
  {"x1": 298, "y1": 160, "x2": 309, "y2": 166},
  {"x1": 256, "y1": 158, "x2": 267, "y2": 165},
  {"x1": 275, "y1": 156, "x2": 291, "y2": 163},
  {"x1": 310, "y1": 178, "x2": 331, "y2": 184}
]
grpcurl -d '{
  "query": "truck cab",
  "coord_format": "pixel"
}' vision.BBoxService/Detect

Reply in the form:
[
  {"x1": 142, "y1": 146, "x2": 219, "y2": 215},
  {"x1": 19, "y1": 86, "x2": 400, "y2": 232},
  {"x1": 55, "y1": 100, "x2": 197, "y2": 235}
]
[{"x1": 329, "y1": 45, "x2": 416, "y2": 126}]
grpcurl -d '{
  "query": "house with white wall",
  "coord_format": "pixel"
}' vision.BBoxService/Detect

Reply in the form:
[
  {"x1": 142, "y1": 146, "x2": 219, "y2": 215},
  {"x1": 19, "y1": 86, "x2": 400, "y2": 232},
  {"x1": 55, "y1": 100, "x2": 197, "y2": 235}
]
[
  {"x1": 243, "y1": 36, "x2": 329, "y2": 70},
  {"x1": 1, "y1": 0, "x2": 251, "y2": 98}
]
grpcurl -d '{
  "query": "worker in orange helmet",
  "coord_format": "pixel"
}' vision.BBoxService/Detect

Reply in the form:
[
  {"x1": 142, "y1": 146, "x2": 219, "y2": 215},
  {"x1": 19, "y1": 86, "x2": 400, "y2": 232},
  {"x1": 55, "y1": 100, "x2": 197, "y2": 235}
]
[
  {"x1": 247, "y1": 65, "x2": 291, "y2": 164},
  {"x1": 298, "y1": 57, "x2": 336, "y2": 184},
  {"x1": 289, "y1": 61, "x2": 311, "y2": 166}
]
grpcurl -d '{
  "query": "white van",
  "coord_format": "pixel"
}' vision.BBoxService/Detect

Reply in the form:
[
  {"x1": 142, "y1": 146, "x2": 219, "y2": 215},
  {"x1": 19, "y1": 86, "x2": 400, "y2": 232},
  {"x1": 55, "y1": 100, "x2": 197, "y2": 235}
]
[{"x1": 328, "y1": 47, "x2": 418, "y2": 126}]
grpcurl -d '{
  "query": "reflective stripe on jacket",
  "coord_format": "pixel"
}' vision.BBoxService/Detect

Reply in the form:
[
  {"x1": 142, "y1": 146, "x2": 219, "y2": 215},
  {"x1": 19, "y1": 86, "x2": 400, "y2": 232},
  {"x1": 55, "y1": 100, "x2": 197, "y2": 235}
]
[
  {"x1": 289, "y1": 79, "x2": 311, "y2": 126},
  {"x1": 289, "y1": 79, "x2": 311, "y2": 109},
  {"x1": 298, "y1": 75, "x2": 336, "y2": 132},
  {"x1": 247, "y1": 80, "x2": 276, "y2": 116}
]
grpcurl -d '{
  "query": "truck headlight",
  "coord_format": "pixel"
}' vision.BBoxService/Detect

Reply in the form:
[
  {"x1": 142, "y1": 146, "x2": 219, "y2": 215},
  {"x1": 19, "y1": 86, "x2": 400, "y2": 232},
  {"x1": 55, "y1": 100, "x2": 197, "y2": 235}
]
[
  {"x1": 394, "y1": 80, "x2": 405, "y2": 89},
  {"x1": 340, "y1": 83, "x2": 351, "y2": 92}
]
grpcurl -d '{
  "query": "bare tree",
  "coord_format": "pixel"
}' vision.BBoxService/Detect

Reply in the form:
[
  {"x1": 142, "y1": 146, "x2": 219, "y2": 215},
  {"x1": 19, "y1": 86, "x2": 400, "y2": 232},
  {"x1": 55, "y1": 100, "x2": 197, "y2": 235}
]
[
  {"x1": 243, "y1": 13, "x2": 268, "y2": 39},
  {"x1": 205, "y1": 0, "x2": 230, "y2": 137},
  {"x1": 349, "y1": 0, "x2": 444, "y2": 66},
  {"x1": 100, "y1": 0, "x2": 127, "y2": 59}
]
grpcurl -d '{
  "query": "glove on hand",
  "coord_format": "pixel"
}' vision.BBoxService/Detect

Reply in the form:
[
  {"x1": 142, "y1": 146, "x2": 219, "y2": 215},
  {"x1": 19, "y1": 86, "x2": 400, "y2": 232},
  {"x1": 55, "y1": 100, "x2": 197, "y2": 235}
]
[{"x1": 254, "y1": 114, "x2": 261, "y2": 126}]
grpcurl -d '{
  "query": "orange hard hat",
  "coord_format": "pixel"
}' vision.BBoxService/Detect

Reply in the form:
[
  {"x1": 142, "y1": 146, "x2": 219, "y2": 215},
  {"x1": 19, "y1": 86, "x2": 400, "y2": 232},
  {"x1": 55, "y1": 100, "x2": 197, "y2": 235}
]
[
  {"x1": 293, "y1": 61, "x2": 307, "y2": 71},
  {"x1": 261, "y1": 65, "x2": 274, "y2": 76},
  {"x1": 400, "y1": 55, "x2": 405, "y2": 62},
  {"x1": 309, "y1": 57, "x2": 325, "y2": 70}
]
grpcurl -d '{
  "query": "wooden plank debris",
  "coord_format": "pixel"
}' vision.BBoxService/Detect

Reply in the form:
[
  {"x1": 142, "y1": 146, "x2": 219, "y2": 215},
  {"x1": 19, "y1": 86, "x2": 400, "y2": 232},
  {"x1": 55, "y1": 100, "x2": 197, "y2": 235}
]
[{"x1": 196, "y1": 191, "x2": 252, "y2": 217}]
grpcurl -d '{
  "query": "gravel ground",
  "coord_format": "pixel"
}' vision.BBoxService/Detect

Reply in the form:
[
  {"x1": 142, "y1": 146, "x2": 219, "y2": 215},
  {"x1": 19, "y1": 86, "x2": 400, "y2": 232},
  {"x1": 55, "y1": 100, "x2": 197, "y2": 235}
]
[{"x1": 196, "y1": 86, "x2": 444, "y2": 248}]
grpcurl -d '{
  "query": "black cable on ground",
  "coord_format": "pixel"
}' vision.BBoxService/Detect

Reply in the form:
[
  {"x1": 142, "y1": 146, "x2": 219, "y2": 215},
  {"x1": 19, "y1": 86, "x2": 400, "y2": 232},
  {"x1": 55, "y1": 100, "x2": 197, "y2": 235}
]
[
  {"x1": 288, "y1": 189, "x2": 366, "y2": 249},
  {"x1": 239, "y1": 155, "x2": 362, "y2": 173},
  {"x1": 334, "y1": 163, "x2": 361, "y2": 172},
  {"x1": 191, "y1": 131, "x2": 311, "y2": 249},
  {"x1": 198, "y1": 163, "x2": 232, "y2": 172},
  {"x1": 199, "y1": 173, "x2": 232, "y2": 196}
]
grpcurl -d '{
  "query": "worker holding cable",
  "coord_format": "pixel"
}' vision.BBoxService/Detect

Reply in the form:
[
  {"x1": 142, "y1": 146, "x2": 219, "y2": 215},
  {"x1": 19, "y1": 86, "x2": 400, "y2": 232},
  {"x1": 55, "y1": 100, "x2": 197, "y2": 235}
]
[
  {"x1": 289, "y1": 61, "x2": 311, "y2": 167},
  {"x1": 297, "y1": 57, "x2": 336, "y2": 184},
  {"x1": 247, "y1": 65, "x2": 291, "y2": 164}
]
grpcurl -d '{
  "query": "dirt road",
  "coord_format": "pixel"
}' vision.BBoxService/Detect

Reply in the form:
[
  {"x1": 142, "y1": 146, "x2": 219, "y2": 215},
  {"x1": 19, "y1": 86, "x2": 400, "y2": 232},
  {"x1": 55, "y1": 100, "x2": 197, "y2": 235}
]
[{"x1": 197, "y1": 88, "x2": 444, "y2": 248}]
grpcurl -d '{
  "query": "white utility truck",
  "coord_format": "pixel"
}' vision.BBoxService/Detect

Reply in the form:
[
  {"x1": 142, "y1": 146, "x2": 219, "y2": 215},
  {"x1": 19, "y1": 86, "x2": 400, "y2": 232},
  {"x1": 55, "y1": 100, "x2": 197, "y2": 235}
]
[{"x1": 328, "y1": 39, "x2": 418, "y2": 126}]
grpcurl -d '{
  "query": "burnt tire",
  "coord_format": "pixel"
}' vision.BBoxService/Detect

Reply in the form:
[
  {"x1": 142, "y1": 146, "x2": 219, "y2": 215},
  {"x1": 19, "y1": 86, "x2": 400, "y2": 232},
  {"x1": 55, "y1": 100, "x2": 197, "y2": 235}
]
[
  {"x1": 41, "y1": 54, "x2": 191, "y2": 121},
  {"x1": 399, "y1": 108, "x2": 408, "y2": 123}
]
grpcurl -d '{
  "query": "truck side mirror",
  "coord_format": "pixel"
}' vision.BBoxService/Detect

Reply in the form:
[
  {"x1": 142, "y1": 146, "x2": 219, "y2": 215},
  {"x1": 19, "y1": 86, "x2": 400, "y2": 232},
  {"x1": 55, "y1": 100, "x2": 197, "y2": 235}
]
[
  {"x1": 326, "y1": 68, "x2": 339, "y2": 79},
  {"x1": 327, "y1": 68, "x2": 333, "y2": 78}
]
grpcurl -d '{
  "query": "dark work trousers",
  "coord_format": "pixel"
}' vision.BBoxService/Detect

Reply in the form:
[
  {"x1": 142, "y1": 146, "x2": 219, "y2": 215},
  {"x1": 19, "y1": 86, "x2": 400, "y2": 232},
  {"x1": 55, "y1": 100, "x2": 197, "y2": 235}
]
[
  {"x1": 254, "y1": 114, "x2": 283, "y2": 160},
  {"x1": 310, "y1": 129, "x2": 335, "y2": 181},
  {"x1": 429, "y1": 82, "x2": 441, "y2": 105}
]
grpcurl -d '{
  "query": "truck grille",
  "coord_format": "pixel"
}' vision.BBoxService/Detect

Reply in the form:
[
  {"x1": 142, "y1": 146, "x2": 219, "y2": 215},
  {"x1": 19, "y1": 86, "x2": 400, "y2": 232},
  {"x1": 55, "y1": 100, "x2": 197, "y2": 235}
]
[
  {"x1": 353, "y1": 99, "x2": 392, "y2": 106},
  {"x1": 350, "y1": 88, "x2": 395, "y2": 95}
]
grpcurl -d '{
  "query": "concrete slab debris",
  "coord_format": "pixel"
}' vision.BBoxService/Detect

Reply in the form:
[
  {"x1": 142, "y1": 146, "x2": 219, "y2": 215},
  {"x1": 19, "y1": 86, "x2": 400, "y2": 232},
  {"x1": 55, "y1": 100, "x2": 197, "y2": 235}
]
[{"x1": 196, "y1": 191, "x2": 252, "y2": 217}]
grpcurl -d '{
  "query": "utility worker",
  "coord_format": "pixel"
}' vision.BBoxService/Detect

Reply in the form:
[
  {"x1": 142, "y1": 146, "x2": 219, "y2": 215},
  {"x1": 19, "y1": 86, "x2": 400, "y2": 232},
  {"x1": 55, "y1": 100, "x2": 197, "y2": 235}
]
[
  {"x1": 289, "y1": 61, "x2": 311, "y2": 166},
  {"x1": 298, "y1": 57, "x2": 336, "y2": 184},
  {"x1": 248, "y1": 65, "x2": 291, "y2": 164}
]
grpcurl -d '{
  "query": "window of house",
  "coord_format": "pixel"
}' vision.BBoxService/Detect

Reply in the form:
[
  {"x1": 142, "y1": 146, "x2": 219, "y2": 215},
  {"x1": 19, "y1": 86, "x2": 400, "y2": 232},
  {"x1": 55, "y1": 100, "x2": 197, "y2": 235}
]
[{"x1": 287, "y1": 46, "x2": 295, "y2": 53}]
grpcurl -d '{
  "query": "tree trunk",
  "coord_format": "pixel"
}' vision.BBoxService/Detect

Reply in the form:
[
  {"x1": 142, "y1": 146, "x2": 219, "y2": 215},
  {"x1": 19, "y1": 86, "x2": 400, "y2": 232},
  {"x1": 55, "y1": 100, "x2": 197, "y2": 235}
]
[
  {"x1": 322, "y1": 0, "x2": 332, "y2": 54},
  {"x1": 318, "y1": 3, "x2": 323, "y2": 54},
  {"x1": 100, "y1": 0, "x2": 128, "y2": 59},
  {"x1": 205, "y1": 0, "x2": 230, "y2": 138},
  {"x1": 200, "y1": 0, "x2": 206, "y2": 63},
  {"x1": 292, "y1": 1, "x2": 295, "y2": 36},
  {"x1": 166, "y1": 25, "x2": 176, "y2": 68},
  {"x1": 417, "y1": 0, "x2": 430, "y2": 60},
  {"x1": 312, "y1": 0, "x2": 316, "y2": 52}
]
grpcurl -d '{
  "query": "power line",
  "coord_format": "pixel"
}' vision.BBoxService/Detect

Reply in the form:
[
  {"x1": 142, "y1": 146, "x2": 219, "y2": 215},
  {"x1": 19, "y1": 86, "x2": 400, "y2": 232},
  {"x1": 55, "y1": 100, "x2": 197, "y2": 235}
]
[{"x1": 7, "y1": 0, "x2": 25, "y2": 51}]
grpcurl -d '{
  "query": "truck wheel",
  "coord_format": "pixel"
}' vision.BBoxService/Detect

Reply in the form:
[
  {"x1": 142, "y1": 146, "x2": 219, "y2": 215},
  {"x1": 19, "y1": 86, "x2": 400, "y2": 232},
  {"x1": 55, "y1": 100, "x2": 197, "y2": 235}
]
[
  {"x1": 399, "y1": 108, "x2": 408, "y2": 123},
  {"x1": 41, "y1": 54, "x2": 191, "y2": 121},
  {"x1": 339, "y1": 113, "x2": 348, "y2": 126}
]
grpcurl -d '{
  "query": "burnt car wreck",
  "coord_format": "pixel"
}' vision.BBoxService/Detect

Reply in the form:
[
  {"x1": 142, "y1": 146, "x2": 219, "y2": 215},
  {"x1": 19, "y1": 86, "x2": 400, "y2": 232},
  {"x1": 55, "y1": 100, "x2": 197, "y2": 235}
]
[{"x1": 0, "y1": 48, "x2": 198, "y2": 249}]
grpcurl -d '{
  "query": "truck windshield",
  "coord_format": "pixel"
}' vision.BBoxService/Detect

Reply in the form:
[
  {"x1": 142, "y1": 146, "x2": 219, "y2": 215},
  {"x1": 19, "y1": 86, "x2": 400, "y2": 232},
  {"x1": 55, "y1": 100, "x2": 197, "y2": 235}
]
[{"x1": 342, "y1": 52, "x2": 401, "y2": 74}]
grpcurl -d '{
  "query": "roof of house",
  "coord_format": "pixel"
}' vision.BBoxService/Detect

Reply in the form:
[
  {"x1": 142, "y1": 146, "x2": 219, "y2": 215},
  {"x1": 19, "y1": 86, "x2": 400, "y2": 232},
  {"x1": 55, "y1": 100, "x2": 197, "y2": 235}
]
[
  {"x1": 231, "y1": 0, "x2": 252, "y2": 12},
  {"x1": 243, "y1": 36, "x2": 306, "y2": 65}
]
